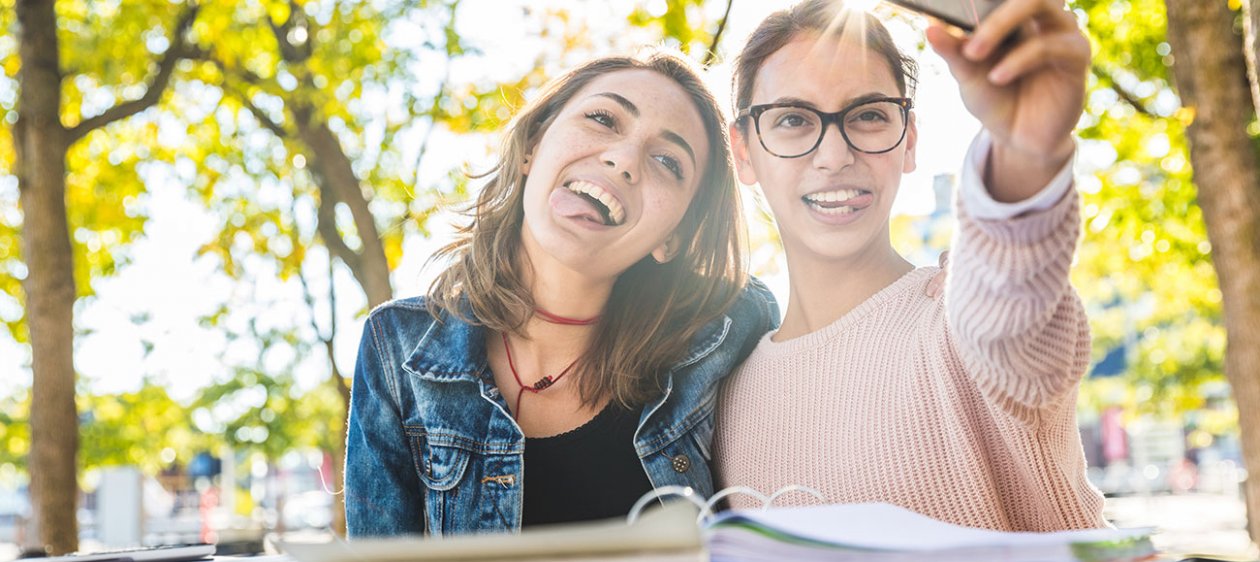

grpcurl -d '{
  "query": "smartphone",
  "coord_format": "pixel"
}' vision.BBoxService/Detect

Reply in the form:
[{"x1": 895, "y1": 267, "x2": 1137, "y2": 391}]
[{"x1": 882, "y1": 0, "x2": 1006, "y2": 32}]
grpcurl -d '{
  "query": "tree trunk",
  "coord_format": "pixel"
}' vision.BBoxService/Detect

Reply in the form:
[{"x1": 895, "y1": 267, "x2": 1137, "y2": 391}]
[
  {"x1": 1164, "y1": 0, "x2": 1260, "y2": 543},
  {"x1": 293, "y1": 108, "x2": 392, "y2": 308},
  {"x1": 15, "y1": 0, "x2": 80, "y2": 554}
]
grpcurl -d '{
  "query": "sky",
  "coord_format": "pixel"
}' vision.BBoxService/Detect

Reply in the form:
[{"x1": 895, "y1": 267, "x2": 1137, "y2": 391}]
[{"x1": 0, "y1": 0, "x2": 987, "y2": 401}]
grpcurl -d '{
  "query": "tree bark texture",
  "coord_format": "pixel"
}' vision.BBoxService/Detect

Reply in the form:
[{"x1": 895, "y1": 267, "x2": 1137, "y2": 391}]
[
  {"x1": 1165, "y1": 0, "x2": 1260, "y2": 543},
  {"x1": 16, "y1": 0, "x2": 80, "y2": 554}
]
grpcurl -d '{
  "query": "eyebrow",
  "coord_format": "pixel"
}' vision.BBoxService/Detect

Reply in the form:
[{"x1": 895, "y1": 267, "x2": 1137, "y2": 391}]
[
  {"x1": 595, "y1": 92, "x2": 639, "y2": 116},
  {"x1": 592, "y1": 92, "x2": 697, "y2": 169},
  {"x1": 769, "y1": 92, "x2": 893, "y2": 110}
]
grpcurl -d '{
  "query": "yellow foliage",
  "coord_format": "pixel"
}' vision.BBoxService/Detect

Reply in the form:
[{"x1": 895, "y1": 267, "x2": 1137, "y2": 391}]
[
  {"x1": 265, "y1": 0, "x2": 291, "y2": 25},
  {"x1": 2, "y1": 55, "x2": 18, "y2": 80},
  {"x1": 1174, "y1": 106, "x2": 1196, "y2": 127}
]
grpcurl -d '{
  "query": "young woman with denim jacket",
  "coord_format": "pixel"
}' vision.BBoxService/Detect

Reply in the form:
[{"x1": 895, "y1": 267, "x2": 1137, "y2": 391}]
[{"x1": 344, "y1": 50, "x2": 780, "y2": 537}]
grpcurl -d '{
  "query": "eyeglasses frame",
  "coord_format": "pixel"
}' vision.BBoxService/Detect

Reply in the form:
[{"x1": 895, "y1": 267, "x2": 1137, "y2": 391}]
[{"x1": 737, "y1": 96, "x2": 914, "y2": 159}]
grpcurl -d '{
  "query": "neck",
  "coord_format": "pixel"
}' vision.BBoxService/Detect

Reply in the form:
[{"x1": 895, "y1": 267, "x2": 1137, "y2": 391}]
[
  {"x1": 508, "y1": 240, "x2": 612, "y2": 368},
  {"x1": 775, "y1": 237, "x2": 913, "y2": 341}
]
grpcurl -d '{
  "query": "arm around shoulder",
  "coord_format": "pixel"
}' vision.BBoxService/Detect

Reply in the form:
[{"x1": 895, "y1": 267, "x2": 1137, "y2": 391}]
[{"x1": 727, "y1": 277, "x2": 780, "y2": 360}]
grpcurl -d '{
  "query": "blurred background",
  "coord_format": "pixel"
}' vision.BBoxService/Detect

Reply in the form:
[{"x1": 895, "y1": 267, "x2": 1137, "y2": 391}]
[{"x1": 2, "y1": 0, "x2": 1258, "y2": 560}]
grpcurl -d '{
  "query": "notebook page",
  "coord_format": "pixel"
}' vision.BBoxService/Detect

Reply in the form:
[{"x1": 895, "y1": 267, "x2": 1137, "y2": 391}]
[{"x1": 709, "y1": 502, "x2": 1152, "y2": 551}]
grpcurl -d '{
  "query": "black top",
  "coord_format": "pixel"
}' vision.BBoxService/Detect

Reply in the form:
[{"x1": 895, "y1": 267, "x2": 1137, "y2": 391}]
[{"x1": 522, "y1": 404, "x2": 654, "y2": 527}]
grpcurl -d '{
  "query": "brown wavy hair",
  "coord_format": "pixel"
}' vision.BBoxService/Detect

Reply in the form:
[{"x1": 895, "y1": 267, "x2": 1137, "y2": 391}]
[
  {"x1": 732, "y1": 0, "x2": 919, "y2": 132},
  {"x1": 427, "y1": 49, "x2": 746, "y2": 408}
]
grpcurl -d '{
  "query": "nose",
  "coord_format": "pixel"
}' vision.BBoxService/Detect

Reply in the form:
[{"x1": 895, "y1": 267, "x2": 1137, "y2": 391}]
[
  {"x1": 810, "y1": 121, "x2": 855, "y2": 172},
  {"x1": 601, "y1": 143, "x2": 641, "y2": 184}
]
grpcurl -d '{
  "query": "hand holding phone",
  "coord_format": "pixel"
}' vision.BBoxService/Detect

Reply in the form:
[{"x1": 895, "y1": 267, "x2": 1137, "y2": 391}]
[
  {"x1": 922, "y1": 0, "x2": 1091, "y2": 201},
  {"x1": 884, "y1": 0, "x2": 1006, "y2": 32}
]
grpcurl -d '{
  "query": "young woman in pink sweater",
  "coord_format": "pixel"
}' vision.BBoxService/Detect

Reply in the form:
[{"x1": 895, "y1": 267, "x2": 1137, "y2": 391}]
[{"x1": 713, "y1": 0, "x2": 1108, "y2": 531}]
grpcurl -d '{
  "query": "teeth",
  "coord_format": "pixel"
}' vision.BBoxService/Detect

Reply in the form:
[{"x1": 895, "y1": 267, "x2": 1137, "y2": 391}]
[
  {"x1": 566, "y1": 180, "x2": 625, "y2": 225},
  {"x1": 804, "y1": 189, "x2": 864, "y2": 204}
]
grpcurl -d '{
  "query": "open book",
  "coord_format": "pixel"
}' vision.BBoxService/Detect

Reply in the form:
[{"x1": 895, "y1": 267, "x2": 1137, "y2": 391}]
[
  {"x1": 706, "y1": 501, "x2": 1155, "y2": 562},
  {"x1": 277, "y1": 487, "x2": 1155, "y2": 562}
]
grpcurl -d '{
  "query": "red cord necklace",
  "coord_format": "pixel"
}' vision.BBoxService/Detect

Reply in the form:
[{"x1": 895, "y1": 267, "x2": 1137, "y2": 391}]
[
  {"x1": 501, "y1": 308, "x2": 598, "y2": 418},
  {"x1": 533, "y1": 307, "x2": 600, "y2": 326},
  {"x1": 502, "y1": 332, "x2": 579, "y2": 417}
]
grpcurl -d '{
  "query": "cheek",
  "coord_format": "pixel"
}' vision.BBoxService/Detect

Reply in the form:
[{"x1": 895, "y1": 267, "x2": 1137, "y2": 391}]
[
  {"x1": 750, "y1": 156, "x2": 802, "y2": 207},
  {"x1": 642, "y1": 185, "x2": 696, "y2": 233}
]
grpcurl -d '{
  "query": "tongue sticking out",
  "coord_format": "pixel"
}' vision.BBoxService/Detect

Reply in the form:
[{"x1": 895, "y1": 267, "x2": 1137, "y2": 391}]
[
  {"x1": 550, "y1": 188, "x2": 612, "y2": 225},
  {"x1": 808, "y1": 192, "x2": 875, "y2": 209}
]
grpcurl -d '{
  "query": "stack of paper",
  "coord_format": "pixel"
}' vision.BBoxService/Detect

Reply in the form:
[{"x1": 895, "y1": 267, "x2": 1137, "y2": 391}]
[{"x1": 706, "y1": 503, "x2": 1155, "y2": 562}]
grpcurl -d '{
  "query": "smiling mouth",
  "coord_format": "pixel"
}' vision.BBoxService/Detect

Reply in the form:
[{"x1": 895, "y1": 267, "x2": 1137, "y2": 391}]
[
  {"x1": 802, "y1": 188, "x2": 872, "y2": 214},
  {"x1": 565, "y1": 180, "x2": 625, "y2": 226}
]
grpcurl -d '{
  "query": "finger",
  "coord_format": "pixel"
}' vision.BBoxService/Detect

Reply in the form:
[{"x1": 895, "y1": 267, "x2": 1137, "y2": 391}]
[
  {"x1": 926, "y1": 24, "x2": 989, "y2": 82},
  {"x1": 986, "y1": 30, "x2": 1090, "y2": 86},
  {"x1": 967, "y1": 0, "x2": 1070, "y2": 61},
  {"x1": 937, "y1": 250, "x2": 951, "y2": 269},
  {"x1": 925, "y1": 273, "x2": 945, "y2": 298}
]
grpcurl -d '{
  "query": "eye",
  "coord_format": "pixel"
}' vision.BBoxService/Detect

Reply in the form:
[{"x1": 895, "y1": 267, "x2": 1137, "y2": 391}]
[
  {"x1": 851, "y1": 109, "x2": 890, "y2": 123},
  {"x1": 654, "y1": 154, "x2": 684, "y2": 180},
  {"x1": 586, "y1": 109, "x2": 616, "y2": 129},
  {"x1": 774, "y1": 112, "x2": 813, "y2": 129}
]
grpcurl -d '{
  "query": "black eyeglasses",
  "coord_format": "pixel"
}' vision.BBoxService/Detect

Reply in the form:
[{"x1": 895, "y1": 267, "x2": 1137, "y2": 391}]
[{"x1": 737, "y1": 97, "x2": 913, "y2": 158}]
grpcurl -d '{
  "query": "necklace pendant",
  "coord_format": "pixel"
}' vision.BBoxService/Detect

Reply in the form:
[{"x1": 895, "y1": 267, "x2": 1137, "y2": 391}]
[{"x1": 532, "y1": 376, "x2": 554, "y2": 390}]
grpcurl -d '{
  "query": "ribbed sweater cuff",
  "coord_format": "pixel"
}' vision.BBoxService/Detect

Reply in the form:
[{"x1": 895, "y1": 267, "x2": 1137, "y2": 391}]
[{"x1": 957, "y1": 133, "x2": 1078, "y2": 245}]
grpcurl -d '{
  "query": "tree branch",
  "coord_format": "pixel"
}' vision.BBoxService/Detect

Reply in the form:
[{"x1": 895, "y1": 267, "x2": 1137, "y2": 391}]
[
  {"x1": 1091, "y1": 64, "x2": 1155, "y2": 117},
  {"x1": 701, "y1": 0, "x2": 735, "y2": 68},
  {"x1": 66, "y1": 5, "x2": 200, "y2": 143},
  {"x1": 189, "y1": 50, "x2": 292, "y2": 137},
  {"x1": 226, "y1": 84, "x2": 292, "y2": 138},
  {"x1": 268, "y1": 0, "x2": 314, "y2": 64},
  {"x1": 315, "y1": 185, "x2": 363, "y2": 276}
]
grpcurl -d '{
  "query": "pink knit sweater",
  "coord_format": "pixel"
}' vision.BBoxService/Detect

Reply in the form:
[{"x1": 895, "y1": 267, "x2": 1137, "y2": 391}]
[{"x1": 713, "y1": 184, "x2": 1108, "y2": 532}]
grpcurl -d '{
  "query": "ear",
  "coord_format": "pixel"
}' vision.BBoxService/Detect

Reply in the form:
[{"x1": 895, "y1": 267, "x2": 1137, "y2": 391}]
[
  {"x1": 902, "y1": 111, "x2": 918, "y2": 174},
  {"x1": 730, "y1": 122, "x2": 760, "y2": 186},
  {"x1": 651, "y1": 233, "x2": 680, "y2": 264},
  {"x1": 521, "y1": 152, "x2": 533, "y2": 175}
]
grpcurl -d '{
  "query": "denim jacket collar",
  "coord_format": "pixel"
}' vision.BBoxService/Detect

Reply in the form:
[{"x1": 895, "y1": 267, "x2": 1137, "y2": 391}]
[
  {"x1": 401, "y1": 306, "x2": 489, "y2": 385},
  {"x1": 400, "y1": 303, "x2": 733, "y2": 387}
]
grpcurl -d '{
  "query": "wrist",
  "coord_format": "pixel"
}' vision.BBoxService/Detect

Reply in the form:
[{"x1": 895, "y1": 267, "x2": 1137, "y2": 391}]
[{"x1": 986, "y1": 137, "x2": 1075, "y2": 203}]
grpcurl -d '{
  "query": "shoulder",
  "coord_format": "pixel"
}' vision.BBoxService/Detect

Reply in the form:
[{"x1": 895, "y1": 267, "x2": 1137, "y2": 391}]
[
  {"x1": 727, "y1": 276, "x2": 781, "y2": 331},
  {"x1": 368, "y1": 294, "x2": 441, "y2": 322},
  {"x1": 360, "y1": 295, "x2": 442, "y2": 345}
]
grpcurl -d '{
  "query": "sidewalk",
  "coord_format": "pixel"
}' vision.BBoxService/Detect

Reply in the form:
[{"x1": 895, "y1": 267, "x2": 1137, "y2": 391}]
[{"x1": 1105, "y1": 493, "x2": 1258, "y2": 560}]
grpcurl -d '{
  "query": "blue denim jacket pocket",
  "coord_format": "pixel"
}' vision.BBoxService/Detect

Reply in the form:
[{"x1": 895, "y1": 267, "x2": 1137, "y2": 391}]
[{"x1": 413, "y1": 432, "x2": 470, "y2": 491}]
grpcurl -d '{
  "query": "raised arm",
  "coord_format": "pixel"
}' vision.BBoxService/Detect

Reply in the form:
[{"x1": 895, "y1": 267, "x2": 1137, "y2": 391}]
[
  {"x1": 927, "y1": 0, "x2": 1093, "y2": 425},
  {"x1": 946, "y1": 134, "x2": 1090, "y2": 425}
]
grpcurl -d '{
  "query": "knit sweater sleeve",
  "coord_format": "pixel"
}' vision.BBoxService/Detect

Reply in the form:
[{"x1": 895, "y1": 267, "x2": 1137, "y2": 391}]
[{"x1": 946, "y1": 134, "x2": 1092, "y2": 427}]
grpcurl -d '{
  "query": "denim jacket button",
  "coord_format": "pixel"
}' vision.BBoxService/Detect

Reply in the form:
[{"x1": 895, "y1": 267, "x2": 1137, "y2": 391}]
[{"x1": 670, "y1": 454, "x2": 691, "y2": 473}]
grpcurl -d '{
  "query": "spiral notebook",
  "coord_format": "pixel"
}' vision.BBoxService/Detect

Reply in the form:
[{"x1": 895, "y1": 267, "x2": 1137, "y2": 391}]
[{"x1": 277, "y1": 486, "x2": 1157, "y2": 562}]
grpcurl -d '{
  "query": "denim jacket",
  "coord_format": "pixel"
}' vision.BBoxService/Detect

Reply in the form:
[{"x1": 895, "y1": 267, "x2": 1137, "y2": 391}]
[{"x1": 344, "y1": 278, "x2": 778, "y2": 537}]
